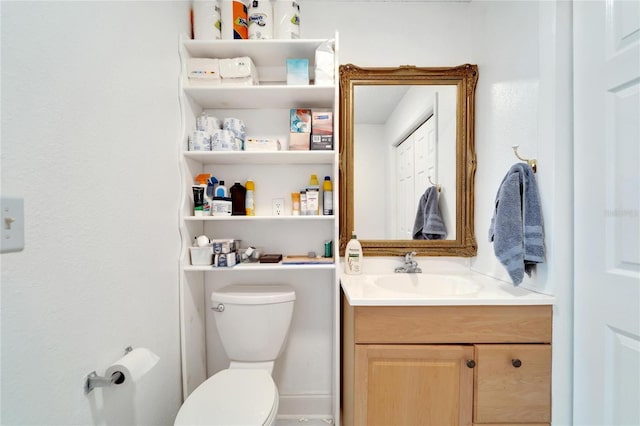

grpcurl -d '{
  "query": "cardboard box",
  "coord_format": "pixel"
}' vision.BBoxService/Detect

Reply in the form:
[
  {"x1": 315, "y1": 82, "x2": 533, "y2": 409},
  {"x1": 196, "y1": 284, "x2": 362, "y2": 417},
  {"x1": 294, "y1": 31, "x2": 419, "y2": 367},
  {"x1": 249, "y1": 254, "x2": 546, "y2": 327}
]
[
  {"x1": 286, "y1": 59, "x2": 309, "y2": 85},
  {"x1": 312, "y1": 111, "x2": 333, "y2": 135},
  {"x1": 290, "y1": 109, "x2": 311, "y2": 133},
  {"x1": 310, "y1": 134, "x2": 333, "y2": 150},
  {"x1": 289, "y1": 132, "x2": 310, "y2": 150}
]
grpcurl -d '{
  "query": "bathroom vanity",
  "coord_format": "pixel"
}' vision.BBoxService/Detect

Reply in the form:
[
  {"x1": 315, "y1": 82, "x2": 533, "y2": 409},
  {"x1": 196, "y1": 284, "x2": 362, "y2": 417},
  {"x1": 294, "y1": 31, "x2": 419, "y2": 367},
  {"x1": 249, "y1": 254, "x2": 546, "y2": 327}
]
[{"x1": 340, "y1": 272, "x2": 554, "y2": 426}]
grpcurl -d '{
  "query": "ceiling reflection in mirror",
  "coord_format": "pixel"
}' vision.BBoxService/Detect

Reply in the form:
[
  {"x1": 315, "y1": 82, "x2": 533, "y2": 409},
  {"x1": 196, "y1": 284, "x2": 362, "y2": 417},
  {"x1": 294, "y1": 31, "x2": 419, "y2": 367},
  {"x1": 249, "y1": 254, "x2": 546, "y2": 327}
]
[{"x1": 339, "y1": 64, "x2": 478, "y2": 257}]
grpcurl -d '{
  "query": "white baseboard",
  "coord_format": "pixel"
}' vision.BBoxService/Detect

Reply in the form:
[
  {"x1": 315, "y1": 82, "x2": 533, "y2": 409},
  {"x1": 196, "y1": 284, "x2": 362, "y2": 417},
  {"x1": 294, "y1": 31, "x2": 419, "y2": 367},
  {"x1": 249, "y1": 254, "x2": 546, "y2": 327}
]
[{"x1": 277, "y1": 393, "x2": 333, "y2": 418}]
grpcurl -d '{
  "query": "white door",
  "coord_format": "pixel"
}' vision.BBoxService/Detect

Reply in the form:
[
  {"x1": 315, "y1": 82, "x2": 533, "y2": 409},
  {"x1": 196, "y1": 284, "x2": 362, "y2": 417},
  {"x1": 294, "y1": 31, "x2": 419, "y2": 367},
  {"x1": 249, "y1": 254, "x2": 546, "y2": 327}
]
[{"x1": 573, "y1": 0, "x2": 640, "y2": 424}]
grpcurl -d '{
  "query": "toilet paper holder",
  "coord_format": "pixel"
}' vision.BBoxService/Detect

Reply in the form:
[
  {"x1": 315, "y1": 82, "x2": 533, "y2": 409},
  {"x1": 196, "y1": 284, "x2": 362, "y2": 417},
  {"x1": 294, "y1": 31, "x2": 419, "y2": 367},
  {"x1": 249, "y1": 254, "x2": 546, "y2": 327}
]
[{"x1": 84, "y1": 346, "x2": 132, "y2": 394}]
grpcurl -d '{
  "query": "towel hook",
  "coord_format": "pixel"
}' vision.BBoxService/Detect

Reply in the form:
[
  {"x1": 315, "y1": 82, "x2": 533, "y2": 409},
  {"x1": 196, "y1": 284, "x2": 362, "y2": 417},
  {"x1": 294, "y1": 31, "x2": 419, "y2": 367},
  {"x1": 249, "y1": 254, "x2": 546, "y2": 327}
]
[
  {"x1": 428, "y1": 176, "x2": 442, "y2": 192},
  {"x1": 511, "y1": 145, "x2": 537, "y2": 173}
]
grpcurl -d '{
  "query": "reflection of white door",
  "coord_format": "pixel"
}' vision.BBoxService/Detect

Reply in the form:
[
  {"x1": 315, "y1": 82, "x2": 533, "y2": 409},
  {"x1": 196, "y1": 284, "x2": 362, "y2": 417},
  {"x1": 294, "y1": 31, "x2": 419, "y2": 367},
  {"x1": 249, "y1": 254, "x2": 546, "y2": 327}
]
[
  {"x1": 573, "y1": 1, "x2": 640, "y2": 424},
  {"x1": 414, "y1": 114, "x2": 437, "y2": 207},
  {"x1": 396, "y1": 134, "x2": 414, "y2": 239}
]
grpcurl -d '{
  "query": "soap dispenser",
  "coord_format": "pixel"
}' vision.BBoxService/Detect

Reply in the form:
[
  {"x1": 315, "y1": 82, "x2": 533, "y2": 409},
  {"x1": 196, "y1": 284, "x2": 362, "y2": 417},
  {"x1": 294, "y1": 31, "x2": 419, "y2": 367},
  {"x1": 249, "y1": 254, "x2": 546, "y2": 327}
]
[{"x1": 345, "y1": 232, "x2": 363, "y2": 275}]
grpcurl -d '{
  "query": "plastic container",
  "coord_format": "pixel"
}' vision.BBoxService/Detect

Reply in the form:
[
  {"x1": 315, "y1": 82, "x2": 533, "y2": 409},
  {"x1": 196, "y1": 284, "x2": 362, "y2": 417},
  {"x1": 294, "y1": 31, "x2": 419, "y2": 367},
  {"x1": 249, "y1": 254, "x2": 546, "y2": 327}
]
[
  {"x1": 190, "y1": 246, "x2": 213, "y2": 265},
  {"x1": 306, "y1": 174, "x2": 320, "y2": 215},
  {"x1": 245, "y1": 179, "x2": 255, "y2": 216},
  {"x1": 322, "y1": 176, "x2": 333, "y2": 215},
  {"x1": 215, "y1": 180, "x2": 228, "y2": 197},
  {"x1": 345, "y1": 232, "x2": 363, "y2": 275},
  {"x1": 230, "y1": 181, "x2": 246, "y2": 215}
]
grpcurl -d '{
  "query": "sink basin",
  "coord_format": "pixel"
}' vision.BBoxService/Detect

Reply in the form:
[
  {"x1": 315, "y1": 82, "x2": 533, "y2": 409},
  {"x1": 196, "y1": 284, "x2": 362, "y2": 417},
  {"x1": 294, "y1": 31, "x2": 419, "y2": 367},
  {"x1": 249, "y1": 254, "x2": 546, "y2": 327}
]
[{"x1": 371, "y1": 274, "x2": 482, "y2": 297}]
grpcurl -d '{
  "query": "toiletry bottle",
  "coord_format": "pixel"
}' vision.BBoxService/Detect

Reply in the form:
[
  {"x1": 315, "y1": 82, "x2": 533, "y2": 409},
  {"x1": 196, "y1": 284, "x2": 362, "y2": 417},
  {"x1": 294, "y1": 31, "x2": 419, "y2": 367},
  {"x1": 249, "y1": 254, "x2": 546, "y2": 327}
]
[
  {"x1": 306, "y1": 174, "x2": 320, "y2": 215},
  {"x1": 345, "y1": 232, "x2": 363, "y2": 275},
  {"x1": 245, "y1": 179, "x2": 255, "y2": 216},
  {"x1": 195, "y1": 173, "x2": 212, "y2": 215},
  {"x1": 322, "y1": 175, "x2": 333, "y2": 215},
  {"x1": 215, "y1": 180, "x2": 228, "y2": 197},
  {"x1": 300, "y1": 190, "x2": 307, "y2": 216},
  {"x1": 291, "y1": 192, "x2": 300, "y2": 215},
  {"x1": 230, "y1": 181, "x2": 246, "y2": 215}
]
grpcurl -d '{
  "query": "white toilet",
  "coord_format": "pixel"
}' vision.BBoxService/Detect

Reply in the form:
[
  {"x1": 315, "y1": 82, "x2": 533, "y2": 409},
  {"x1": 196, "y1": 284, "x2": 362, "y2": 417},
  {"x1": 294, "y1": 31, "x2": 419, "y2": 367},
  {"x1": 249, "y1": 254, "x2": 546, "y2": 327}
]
[{"x1": 175, "y1": 284, "x2": 296, "y2": 426}]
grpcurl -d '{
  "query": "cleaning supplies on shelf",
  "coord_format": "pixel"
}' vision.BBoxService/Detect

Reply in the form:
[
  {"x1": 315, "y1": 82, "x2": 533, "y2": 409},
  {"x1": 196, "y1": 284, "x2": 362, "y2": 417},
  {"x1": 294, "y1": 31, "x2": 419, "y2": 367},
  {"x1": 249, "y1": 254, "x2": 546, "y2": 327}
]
[
  {"x1": 291, "y1": 192, "x2": 300, "y2": 215},
  {"x1": 195, "y1": 173, "x2": 212, "y2": 216},
  {"x1": 306, "y1": 174, "x2": 320, "y2": 215},
  {"x1": 230, "y1": 181, "x2": 247, "y2": 215},
  {"x1": 323, "y1": 176, "x2": 333, "y2": 215},
  {"x1": 245, "y1": 180, "x2": 255, "y2": 215},
  {"x1": 345, "y1": 232, "x2": 363, "y2": 275},
  {"x1": 215, "y1": 180, "x2": 228, "y2": 197}
]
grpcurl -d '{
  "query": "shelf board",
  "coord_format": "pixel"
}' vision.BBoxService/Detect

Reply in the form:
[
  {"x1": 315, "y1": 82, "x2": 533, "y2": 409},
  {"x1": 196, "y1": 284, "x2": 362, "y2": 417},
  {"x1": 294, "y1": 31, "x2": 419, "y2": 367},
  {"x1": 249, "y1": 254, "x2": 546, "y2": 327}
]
[
  {"x1": 183, "y1": 39, "x2": 331, "y2": 66},
  {"x1": 184, "y1": 262, "x2": 336, "y2": 272},
  {"x1": 183, "y1": 85, "x2": 335, "y2": 109},
  {"x1": 183, "y1": 150, "x2": 335, "y2": 165},
  {"x1": 184, "y1": 214, "x2": 336, "y2": 221}
]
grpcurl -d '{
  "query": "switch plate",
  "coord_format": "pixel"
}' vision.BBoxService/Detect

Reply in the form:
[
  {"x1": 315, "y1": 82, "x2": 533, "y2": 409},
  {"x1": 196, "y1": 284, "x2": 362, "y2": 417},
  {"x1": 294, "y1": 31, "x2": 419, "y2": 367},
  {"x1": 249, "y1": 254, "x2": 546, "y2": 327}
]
[
  {"x1": 1, "y1": 196, "x2": 25, "y2": 253},
  {"x1": 272, "y1": 198, "x2": 285, "y2": 216}
]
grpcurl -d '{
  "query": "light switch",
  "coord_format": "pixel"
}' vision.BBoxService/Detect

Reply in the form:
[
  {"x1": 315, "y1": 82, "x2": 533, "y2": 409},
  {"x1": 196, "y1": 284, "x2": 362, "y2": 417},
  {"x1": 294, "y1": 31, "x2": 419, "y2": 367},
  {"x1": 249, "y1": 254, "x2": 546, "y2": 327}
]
[{"x1": 1, "y1": 196, "x2": 24, "y2": 253}]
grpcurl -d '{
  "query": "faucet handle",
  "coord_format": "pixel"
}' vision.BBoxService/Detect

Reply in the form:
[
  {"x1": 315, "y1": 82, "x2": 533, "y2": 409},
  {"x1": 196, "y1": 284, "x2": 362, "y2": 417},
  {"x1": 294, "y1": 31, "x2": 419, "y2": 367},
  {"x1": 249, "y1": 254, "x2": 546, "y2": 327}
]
[{"x1": 404, "y1": 251, "x2": 417, "y2": 262}]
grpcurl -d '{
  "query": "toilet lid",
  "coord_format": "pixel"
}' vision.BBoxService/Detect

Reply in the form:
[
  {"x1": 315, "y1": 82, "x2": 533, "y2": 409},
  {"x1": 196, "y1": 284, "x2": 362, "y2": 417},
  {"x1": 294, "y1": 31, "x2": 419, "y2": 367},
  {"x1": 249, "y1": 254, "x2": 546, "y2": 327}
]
[{"x1": 174, "y1": 369, "x2": 277, "y2": 426}]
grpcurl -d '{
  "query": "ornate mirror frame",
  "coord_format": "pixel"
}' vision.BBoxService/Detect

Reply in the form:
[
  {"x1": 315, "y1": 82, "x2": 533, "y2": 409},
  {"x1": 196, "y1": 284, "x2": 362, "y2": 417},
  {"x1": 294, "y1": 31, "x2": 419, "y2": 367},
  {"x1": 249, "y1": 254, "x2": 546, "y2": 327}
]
[{"x1": 339, "y1": 64, "x2": 478, "y2": 256}]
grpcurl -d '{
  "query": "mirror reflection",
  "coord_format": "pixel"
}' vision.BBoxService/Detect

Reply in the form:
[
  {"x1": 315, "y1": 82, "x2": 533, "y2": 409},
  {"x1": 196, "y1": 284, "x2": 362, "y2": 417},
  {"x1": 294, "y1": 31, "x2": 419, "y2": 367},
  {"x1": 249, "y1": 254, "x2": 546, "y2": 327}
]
[
  {"x1": 354, "y1": 84, "x2": 457, "y2": 240},
  {"x1": 339, "y1": 64, "x2": 478, "y2": 257}
]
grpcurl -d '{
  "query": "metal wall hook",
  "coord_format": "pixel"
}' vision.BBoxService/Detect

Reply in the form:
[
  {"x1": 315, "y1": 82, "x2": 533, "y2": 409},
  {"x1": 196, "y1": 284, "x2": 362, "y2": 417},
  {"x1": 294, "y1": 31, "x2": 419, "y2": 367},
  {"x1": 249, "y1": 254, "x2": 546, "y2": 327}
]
[
  {"x1": 428, "y1": 176, "x2": 442, "y2": 192},
  {"x1": 512, "y1": 145, "x2": 537, "y2": 173}
]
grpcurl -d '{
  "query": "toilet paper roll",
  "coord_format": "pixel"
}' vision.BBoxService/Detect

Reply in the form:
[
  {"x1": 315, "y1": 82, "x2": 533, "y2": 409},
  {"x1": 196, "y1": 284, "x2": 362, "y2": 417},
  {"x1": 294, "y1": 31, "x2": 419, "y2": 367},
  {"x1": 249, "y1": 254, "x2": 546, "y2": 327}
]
[
  {"x1": 189, "y1": 130, "x2": 212, "y2": 151},
  {"x1": 220, "y1": 0, "x2": 248, "y2": 40},
  {"x1": 196, "y1": 114, "x2": 222, "y2": 135},
  {"x1": 211, "y1": 129, "x2": 237, "y2": 151},
  {"x1": 105, "y1": 348, "x2": 159, "y2": 385},
  {"x1": 248, "y1": 0, "x2": 273, "y2": 39},
  {"x1": 193, "y1": 0, "x2": 222, "y2": 40},
  {"x1": 223, "y1": 117, "x2": 246, "y2": 142},
  {"x1": 273, "y1": 0, "x2": 300, "y2": 39}
]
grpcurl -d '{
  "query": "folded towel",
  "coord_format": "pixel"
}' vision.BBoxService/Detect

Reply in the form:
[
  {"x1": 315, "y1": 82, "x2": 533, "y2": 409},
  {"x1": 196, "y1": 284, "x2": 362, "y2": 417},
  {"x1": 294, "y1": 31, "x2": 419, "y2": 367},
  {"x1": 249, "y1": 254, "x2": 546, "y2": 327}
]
[
  {"x1": 489, "y1": 163, "x2": 545, "y2": 285},
  {"x1": 413, "y1": 186, "x2": 447, "y2": 240}
]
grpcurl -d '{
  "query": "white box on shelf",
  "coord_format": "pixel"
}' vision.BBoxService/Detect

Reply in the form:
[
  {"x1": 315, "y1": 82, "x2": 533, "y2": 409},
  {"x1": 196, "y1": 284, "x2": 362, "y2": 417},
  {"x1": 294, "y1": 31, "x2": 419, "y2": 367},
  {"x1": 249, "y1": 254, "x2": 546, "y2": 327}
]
[{"x1": 190, "y1": 246, "x2": 213, "y2": 265}]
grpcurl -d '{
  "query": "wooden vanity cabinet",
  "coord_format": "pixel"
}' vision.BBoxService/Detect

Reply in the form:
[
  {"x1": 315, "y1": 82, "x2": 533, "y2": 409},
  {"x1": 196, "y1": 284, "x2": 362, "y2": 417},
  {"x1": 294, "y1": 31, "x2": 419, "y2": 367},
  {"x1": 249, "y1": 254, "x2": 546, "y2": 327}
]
[{"x1": 341, "y1": 295, "x2": 552, "y2": 426}]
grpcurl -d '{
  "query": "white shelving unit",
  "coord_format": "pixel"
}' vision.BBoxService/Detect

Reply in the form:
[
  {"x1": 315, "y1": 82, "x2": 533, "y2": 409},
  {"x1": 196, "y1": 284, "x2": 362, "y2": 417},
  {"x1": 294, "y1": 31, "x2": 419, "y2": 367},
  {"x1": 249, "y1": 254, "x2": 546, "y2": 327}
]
[{"x1": 178, "y1": 34, "x2": 340, "y2": 423}]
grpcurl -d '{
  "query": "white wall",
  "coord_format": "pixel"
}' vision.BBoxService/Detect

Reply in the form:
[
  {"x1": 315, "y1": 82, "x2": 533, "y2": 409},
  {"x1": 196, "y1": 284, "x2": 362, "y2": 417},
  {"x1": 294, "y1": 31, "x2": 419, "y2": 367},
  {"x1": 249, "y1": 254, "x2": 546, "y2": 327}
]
[
  {"x1": 1, "y1": 2, "x2": 189, "y2": 425},
  {"x1": 303, "y1": 2, "x2": 573, "y2": 424},
  {"x1": 0, "y1": 2, "x2": 574, "y2": 425}
]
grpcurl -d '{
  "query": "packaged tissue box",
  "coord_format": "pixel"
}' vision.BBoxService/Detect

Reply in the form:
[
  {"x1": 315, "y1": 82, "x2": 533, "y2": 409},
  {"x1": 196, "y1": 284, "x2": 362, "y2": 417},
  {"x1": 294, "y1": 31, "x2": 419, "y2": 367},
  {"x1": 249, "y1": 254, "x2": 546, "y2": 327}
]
[
  {"x1": 290, "y1": 109, "x2": 311, "y2": 133},
  {"x1": 310, "y1": 110, "x2": 333, "y2": 150},
  {"x1": 188, "y1": 58, "x2": 222, "y2": 85},
  {"x1": 219, "y1": 57, "x2": 259, "y2": 86},
  {"x1": 286, "y1": 59, "x2": 309, "y2": 85}
]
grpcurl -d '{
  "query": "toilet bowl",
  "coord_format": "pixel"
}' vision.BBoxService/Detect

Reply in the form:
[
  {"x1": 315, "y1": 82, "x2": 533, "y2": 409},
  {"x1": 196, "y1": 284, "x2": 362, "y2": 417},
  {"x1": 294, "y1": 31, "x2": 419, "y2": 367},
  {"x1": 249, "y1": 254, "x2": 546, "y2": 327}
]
[
  {"x1": 174, "y1": 369, "x2": 278, "y2": 426},
  {"x1": 174, "y1": 284, "x2": 295, "y2": 426}
]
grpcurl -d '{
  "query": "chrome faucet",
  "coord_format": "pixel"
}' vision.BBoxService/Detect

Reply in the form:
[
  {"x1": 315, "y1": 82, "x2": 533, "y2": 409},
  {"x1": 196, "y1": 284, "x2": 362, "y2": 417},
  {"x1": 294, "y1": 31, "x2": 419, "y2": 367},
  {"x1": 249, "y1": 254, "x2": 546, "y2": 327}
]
[{"x1": 394, "y1": 252, "x2": 422, "y2": 273}]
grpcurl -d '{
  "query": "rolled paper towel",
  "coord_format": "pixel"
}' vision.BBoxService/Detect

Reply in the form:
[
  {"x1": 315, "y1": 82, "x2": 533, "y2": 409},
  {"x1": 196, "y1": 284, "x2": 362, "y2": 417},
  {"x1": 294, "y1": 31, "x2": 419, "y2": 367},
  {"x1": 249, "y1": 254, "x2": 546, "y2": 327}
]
[
  {"x1": 220, "y1": 0, "x2": 248, "y2": 40},
  {"x1": 105, "y1": 347, "x2": 159, "y2": 385},
  {"x1": 248, "y1": 0, "x2": 273, "y2": 40},
  {"x1": 273, "y1": 0, "x2": 300, "y2": 39},
  {"x1": 193, "y1": 0, "x2": 222, "y2": 40}
]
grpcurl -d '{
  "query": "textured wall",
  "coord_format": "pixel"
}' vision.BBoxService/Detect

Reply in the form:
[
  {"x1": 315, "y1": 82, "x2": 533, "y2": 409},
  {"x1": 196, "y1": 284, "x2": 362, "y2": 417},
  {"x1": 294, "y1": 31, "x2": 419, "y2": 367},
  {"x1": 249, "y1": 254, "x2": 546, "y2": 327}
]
[{"x1": 1, "y1": 2, "x2": 189, "y2": 424}]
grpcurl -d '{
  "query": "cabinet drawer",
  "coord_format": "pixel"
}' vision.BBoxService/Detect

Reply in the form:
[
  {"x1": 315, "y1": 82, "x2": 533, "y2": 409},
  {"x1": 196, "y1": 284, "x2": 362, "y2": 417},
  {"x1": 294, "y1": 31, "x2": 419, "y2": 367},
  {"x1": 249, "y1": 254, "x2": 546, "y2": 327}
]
[
  {"x1": 474, "y1": 344, "x2": 551, "y2": 424},
  {"x1": 353, "y1": 305, "x2": 552, "y2": 344}
]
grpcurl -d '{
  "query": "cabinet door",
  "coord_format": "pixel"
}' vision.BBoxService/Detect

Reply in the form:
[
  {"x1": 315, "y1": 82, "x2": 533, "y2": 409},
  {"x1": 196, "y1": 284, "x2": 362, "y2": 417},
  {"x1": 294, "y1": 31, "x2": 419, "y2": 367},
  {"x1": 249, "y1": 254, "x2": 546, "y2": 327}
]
[
  {"x1": 474, "y1": 344, "x2": 551, "y2": 424},
  {"x1": 355, "y1": 344, "x2": 474, "y2": 426}
]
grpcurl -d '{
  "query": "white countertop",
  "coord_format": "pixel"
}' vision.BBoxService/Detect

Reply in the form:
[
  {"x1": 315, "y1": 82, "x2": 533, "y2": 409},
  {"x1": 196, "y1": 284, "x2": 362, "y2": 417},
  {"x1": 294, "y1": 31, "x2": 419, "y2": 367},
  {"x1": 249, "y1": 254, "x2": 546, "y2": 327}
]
[{"x1": 340, "y1": 269, "x2": 555, "y2": 307}]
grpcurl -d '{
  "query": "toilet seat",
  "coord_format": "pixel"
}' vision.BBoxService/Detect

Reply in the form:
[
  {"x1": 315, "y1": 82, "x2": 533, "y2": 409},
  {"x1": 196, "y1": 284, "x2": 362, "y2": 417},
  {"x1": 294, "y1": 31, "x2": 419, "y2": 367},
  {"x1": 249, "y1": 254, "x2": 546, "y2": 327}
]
[{"x1": 174, "y1": 369, "x2": 278, "y2": 426}]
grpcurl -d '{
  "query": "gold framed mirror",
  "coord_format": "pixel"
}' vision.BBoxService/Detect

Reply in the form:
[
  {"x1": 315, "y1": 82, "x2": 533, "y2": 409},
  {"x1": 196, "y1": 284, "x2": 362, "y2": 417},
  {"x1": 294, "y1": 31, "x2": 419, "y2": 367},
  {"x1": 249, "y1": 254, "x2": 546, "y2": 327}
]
[{"x1": 339, "y1": 64, "x2": 478, "y2": 256}]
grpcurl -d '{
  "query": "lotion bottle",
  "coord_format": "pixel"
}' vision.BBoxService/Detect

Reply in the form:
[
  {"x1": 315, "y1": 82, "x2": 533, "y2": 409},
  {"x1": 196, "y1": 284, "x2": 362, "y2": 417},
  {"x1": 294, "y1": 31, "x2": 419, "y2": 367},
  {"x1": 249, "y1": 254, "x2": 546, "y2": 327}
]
[{"x1": 345, "y1": 232, "x2": 363, "y2": 275}]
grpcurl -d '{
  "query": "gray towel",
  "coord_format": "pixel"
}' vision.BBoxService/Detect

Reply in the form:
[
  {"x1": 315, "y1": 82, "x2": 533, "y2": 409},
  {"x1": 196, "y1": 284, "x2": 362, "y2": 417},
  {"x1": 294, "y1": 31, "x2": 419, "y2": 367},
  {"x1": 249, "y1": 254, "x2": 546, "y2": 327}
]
[
  {"x1": 413, "y1": 186, "x2": 447, "y2": 240},
  {"x1": 489, "y1": 163, "x2": 545, "y2": 285}
]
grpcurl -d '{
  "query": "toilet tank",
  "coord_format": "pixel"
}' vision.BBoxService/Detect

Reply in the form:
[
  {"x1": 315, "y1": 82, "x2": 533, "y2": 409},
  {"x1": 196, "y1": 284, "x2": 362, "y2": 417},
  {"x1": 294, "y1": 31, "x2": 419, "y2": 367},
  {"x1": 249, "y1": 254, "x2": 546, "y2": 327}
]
[{"x1": 211, "y1": 284, "x2": 296, "y2": 362}]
